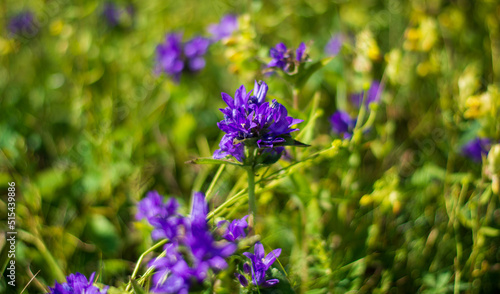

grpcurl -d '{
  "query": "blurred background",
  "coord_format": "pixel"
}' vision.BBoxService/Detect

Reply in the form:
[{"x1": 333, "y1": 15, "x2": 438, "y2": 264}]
[{"x1": 1, "y1": 0, "x2": 500, "y2": 293}]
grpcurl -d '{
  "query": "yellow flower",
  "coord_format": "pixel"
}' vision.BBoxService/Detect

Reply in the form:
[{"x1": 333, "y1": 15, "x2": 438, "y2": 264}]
[
  {"x1": 356, "y1": 29, "x2": 380, "y2": 61},
  {"x1": 404, "y1": 15, "x2": 437, "y2": 52},
  {"x1": 0, "y1": 37, "x2": 16, "y2": 55},
  {"x1": 50, "y1": 20, "x2": 64, "y2": 36},
  {"x1": 464, "y1": 92, "x2": 492, "y2": 119}
]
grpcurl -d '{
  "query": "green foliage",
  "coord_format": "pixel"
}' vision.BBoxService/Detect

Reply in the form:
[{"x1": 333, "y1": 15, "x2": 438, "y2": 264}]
[{"x1": 1, "y1": 0, "x2": 500, "y2": 293}]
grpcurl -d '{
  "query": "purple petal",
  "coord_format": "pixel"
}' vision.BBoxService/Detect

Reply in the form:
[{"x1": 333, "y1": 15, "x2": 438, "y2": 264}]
[
  {"x1": 188, "y1": 57, "x2": 206, "y2": 72},
  {"x1": 221, "y1": 92, "x2": 235, "y2": 108},
  {"x1": 325, "y1": 35, "x2": 342, "y2": 56},
  {"x1": 263, "y1": 278, "x2": 280, "y2": 287},
  {"x1": 208, "y1": 256, "x2": 228, "y2": 270},
  {"x1": 462, "y1": 138, "x2": 491, "y2": 162},
  {"x1": 236, "y1": 273, "x2": 249, "y2": 287},
  {"x1": 254, "y1": 242, "x2": 265, "y2": 259},
  {"x1": 296, "y1": 42, "x2": 306, "y2": 61},
  {"x1": 190, "y1": 192, "x2": 208, "y2": 226},
  {"x1": 243, "y1": 263, "x2": 251, "y2": 274},
  {"x1": 264, "y1": 248, "x2": 281, "y2": 269}
]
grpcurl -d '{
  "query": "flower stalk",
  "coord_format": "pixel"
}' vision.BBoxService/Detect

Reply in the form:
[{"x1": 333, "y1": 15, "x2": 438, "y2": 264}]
[{"x1": 246, "y1": 166, "x2": 257, "y2": 223}]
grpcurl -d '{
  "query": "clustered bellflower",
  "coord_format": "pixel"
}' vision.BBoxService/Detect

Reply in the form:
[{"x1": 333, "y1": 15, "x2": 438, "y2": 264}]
[
  {"x1": 49, "y1": 272, "x2": 108, "y2": 294},
  {"x1": 8, "y1": 11, "x2": 37, "y2": 37},
  {"x1": 208, "y1": 14, "x2": 238, "y2": 41},
  {"x1": 155, "y1": 33, "x2": 210, "y2": 81},
  {"x1": 268, "y1": 42, "x2": 308, "y2": 74},
  {"x1": 236, "y1": 242, "x2": 282, "y2": 288},
  {"x1": 462, "y1": 137, "x2": 492, "y2": 162},
  {"x1": 351, "y1": 81, "x2": 383, "y2": 107},
  {"x1": 137, "y1": 192, "x2": 238, "y2": 293},
  {"x1": 330, "y1": 111, "x2": 357, "y2": 139},
  {"x1": 214, "y1": 81, "x2": 304, "y2": 163}
]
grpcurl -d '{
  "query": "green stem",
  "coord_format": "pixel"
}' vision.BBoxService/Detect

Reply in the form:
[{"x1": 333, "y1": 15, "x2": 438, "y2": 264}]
[
  {"x1": 125, "y1": 239, "x2": 167, "y2": 292},
  {"x1": 205, "y1": 164, "x2": 226, "y2": 201},
  {"x1": 18, "y1": 230, "x2": 65, "y2": 282},
  {"x1": 246, "y1": 166, "x2": 257, "y2": 221},
  {"x1": 293, "y1": 87, "x2": 300, "y2": 109}
]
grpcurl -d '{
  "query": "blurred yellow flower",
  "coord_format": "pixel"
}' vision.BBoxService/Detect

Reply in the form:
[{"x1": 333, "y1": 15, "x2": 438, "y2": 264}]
[
  {"x1": 385, "y1": 49, "x2": 402, "y2": 85},
  {"x1": 0, "y1": 37, "x2": 16, "y2": 55},
  {"x1": 439, "y1": 7, "x2": 465, "y2": 33},
  {"x1": 458, "y1": 65, "x2": 482, "y2": 109},
  {"x1": 221, "y1": 14, "x2": 258, "y2": 79},
  {"x1": 404, "y1": 15, "x2": 438, "y2": 52},
  {"x1": 50, "y1": 20, "x2": 64, "y2": 36},
  {"x1": 464, "y1": 93, "x2": 491, "y2": 119},
  {"x1": 356, "y1": 29, "x2": 380, "y2": 61}
]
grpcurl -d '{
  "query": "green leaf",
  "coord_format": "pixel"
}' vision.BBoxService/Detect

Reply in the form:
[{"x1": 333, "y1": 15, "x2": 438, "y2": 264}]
[
  {"x1": 280, "y1": 137, "x2": 310, "y2": 147},
  {"x1": 35, "y1": 168, "x2": 69, "y2": 201},
  {"x1": 295, "y1": 57, "x2": 334, "y2": 88},
  {"x1": 88, "y1": 215, "x2": 120, "y2": 255},
  {"x1": 185, "y1": 157, "x2": 242, "y2": 166},
  {"x1": 106, "y1": 286, "x2": 131, "y2": 294},
  {"x1": 131, "y1": 279, "x2": 147, "y2": 294},
  {"x1": 0, "y1": 241, "x2": 10, "y2": 277},
  {"x1": 258, "y1": 268, "x2": 296, "y2": 294}
]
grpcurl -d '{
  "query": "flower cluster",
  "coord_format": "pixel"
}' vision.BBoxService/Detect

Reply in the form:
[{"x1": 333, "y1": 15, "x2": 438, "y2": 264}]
[
  {"x1": 213, "y1": 81, "x2": 303, "y2": 163},
  {"x1": 208, "y1": 14, "x2": 239, "y2": 41},
  {"x1": 137, "y1": 191, "x2": 247, "y2": 293},
  {"x1": 8, "y1": 11, "x2": 37, "y2": 37},
  {"x1": 155, "y1": 33, "x2": 210, "y2": 81},
  {"x1": 49, "y1": 272, "x2": 108, "y2": 294},
  {"x1": 236, "y1": 242, "x2": 282, "y2": 288},
  {"x1": 330, "y1": 111, "x2": 357, "y2": 139},
  {"x1": 462, "y1": 137, "x2": 492, "y2": 162},
  {"x1": 267, "y1": 42, "x2": 308, "y2": 74}
]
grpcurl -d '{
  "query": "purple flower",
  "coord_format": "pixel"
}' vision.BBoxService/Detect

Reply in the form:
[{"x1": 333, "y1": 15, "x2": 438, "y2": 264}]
[
  {"x1": 49, "y1": 272, "x2": 108, "y2": 294},
  {"x1": 136, "y1": 191, "x2": 182, "y2": 240},
  {"x1": 8, "y1": 11, "x2": 38, "y2": 37},
  {"x1": 351, "y1": 81, "x2": 383, "y2": 107},
  {"x1": 147, "y1": 192, "x2": 237, "y2": 293},
  {"x1": 268, "y1": 43, "x2": 308, "y2": 74},
  {"x1": 155, "y1": 33, "x2": 210, "y2": 81},
  {"x1": 239, "y1": 242, "x2": 281, "y2": 287},
  {"x1": 218, "y1": 215, "x2": 249, "y2": 242},
  {"x1": 214, "y1": 81, "x2": 303, "y2": 162},
  {"x1": 462, "y1": 138, "x2": 492, "y2": 162},
  {"x1": 184, "y1": 37, "x2": 210, "y2": 71},
  {"x1": 208, "y1": 14, "x2": 238, "y2": 41},
  {"x1": 150, "y1": 244, "x2": 191, "y2": 294},
  {"x1": 155, "y1": 33, "x2": 184, "y2": 80},
  {"x1": 296, "y1": 42, "x2": 307, "y2": 62},
  {"x1": 102, "y1": 2, "x2": 135, "y2": 27},
  {"x1": 330, "y1": 111, "x2": 357, "y2": 139},
  {"x1": 186, "y1": 192, "x2": 237, "y2": 281},
  {"x1": 103, "y1": 2, "x2": 120, "y2": 26},
  {"x1": 325, "y1": 35, "x2": 343, "y2": 56}
]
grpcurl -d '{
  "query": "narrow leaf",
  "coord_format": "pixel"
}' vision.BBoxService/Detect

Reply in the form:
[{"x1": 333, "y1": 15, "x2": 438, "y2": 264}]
[{"x1": 186, "y1": 157, "x2": 242, "y2": 166}]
